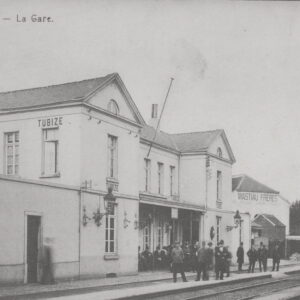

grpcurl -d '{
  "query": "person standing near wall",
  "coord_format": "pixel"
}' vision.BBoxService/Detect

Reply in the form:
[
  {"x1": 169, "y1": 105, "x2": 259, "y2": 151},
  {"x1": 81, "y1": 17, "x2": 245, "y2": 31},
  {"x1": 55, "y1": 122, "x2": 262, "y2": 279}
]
[
  {"x1": 215, "y1": 240, "x2": 227, "y2": 280},
  {"x1": 195, "y1": 241, "x2": 207, "y2": 281},
  {"x1": 236, "y1": 242, "x2": 244, "y2": 272},
  {"x1": 206, "y1": 242, "x2": 214, "y2": 280},
  {"x1": 247, "y1": 245, "x2": 257, "y2": 273},
  {"x1": 272, "y1": 244, "x2": 281, "y2": 271},
  {"x1": 41, "y1": 238, "x2": 55, "y2": 285},
  {"x1": 171, "y1": 241, "x2": 188, "y2": 283},
  {"x1": 258, "y1": 242, "x2": 268, "y2": 272},
  {"x1": 225, "y1": 246, "x2": 232, "y2": 277}
]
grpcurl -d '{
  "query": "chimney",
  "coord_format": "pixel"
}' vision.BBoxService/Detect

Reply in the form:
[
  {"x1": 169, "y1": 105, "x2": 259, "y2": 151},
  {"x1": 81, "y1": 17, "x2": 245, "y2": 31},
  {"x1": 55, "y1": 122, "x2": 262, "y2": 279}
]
[{"x1": 149, "y1": 104, "x2": 159, "y2": 129}]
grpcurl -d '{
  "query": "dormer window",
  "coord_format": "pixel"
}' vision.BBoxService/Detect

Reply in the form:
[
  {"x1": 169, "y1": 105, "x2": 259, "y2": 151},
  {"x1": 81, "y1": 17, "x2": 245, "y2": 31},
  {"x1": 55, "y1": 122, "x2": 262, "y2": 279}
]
[
  {"x1": 217, "y1": 147, "x2": 222, "y2": 158},
  {"x1": 108, "y1": 100, "x2": 119, "y2": 115}
]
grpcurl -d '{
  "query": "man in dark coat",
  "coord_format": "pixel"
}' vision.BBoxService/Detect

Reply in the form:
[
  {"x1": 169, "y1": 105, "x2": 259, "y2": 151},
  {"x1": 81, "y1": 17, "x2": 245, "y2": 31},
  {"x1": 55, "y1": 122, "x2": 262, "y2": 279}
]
[
  {"x1": 236, "y1": 242, "x2": 244, "y2": 272},
  {"x1": 205, "y1": 242, "x2": 214, "y2": 280},
  {"x1": 272, "y1": 244, "x2": 281, "y2": 271},
  {"x1": 258, "y1": 243, "x2": 268, "y2": 272},
  {"x1": 215, "y1": 240, "x2": 228, "y2": 280},
  {"x1": 247, "y1": 245, "x2": 257, "y2": 273},
  {"x1": 195, "y1": 241, "x2": 207, "y2": 281},
  {"x1": 214, "y1": 242, "x2": 220, "y2": 279},
  {"x1": 171, "y1": 241, "x2": 188, "y2": 282}
]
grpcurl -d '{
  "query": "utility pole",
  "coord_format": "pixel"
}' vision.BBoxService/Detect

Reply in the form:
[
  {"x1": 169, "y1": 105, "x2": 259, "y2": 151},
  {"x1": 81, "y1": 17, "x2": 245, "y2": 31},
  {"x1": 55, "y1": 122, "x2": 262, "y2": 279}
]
[{"x1": 147, "y1": 77, "x2": 174, "y2": 158}]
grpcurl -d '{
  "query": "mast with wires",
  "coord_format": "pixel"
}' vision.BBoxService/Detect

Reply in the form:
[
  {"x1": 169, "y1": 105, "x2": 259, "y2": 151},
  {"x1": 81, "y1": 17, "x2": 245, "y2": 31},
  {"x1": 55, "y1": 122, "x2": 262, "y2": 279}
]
[{"x1": 146, "y1": 77, "x2": 174, "y2": 158}]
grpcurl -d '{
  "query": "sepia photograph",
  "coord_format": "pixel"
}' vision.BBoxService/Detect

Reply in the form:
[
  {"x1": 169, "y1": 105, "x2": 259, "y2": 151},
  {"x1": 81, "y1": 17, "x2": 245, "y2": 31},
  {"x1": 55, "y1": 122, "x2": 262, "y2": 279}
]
[{"x1": 0, "y1": 0, "x2": 300, "y2": 299}]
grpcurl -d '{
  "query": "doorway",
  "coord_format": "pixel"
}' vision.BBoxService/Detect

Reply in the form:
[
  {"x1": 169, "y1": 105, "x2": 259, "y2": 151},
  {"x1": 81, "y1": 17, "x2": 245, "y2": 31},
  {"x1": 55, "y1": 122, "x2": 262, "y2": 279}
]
[{"x1": 27, "y1": 215, "x2": 41, "y2": 283}]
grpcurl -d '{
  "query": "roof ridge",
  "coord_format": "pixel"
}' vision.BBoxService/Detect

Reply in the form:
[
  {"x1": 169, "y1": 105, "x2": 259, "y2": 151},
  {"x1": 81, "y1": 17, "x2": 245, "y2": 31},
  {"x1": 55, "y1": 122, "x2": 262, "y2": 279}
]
[
  {"x1": 244, "y1": 174, "x2": 279, "y2": 194},
  {"x1": 171, "y1": 129, "x2": 223, "y2": 136},
  {"x1": 0, "y1": 73, "x2": 116, "y2": 96}
]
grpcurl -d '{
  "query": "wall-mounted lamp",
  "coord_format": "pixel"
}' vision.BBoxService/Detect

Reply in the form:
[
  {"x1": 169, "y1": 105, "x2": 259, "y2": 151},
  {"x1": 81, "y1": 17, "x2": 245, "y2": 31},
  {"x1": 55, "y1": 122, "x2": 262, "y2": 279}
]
[
  {"x1": 93, "y1": 207, "x2": 106, "y2": 227},
  {"x1": 134, "y1": 214, "x2": 139, "y2": 230},
  {"x1": 123, "y1": 211, "x2": 131, "y2": 228},
  {"x1": 226, "y1": 210, "x2": 242, "y2": 231},
  {"x1": 82, "y1": 206, "x2": 91, "y2": 226}
]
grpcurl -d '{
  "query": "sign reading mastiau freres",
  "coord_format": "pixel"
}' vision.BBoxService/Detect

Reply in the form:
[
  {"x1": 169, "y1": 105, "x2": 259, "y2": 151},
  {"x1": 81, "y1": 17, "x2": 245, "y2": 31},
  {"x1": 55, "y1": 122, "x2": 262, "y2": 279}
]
[{"x1": 237, "y1": 192, "x2": 278, "y2": 203}]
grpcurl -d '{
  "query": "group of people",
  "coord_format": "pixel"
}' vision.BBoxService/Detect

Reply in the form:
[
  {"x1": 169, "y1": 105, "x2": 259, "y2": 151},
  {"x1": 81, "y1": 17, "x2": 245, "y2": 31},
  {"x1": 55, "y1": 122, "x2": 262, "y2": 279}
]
[
  {"x1": 171, "y1": 240, "x2": 232, "y2": 282},
  {"x1": 238, "y1": 242, "x2": 281, "y2": 273},
  {"x1": 170, "y1": 240, "x2": 282, "y2": 283}
]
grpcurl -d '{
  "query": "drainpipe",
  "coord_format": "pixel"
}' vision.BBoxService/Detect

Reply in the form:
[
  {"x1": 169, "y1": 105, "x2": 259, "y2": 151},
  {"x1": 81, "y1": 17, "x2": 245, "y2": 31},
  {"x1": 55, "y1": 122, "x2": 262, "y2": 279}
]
[{"x1": 78, "y1": 187, "x2": 83, "y2": 280}]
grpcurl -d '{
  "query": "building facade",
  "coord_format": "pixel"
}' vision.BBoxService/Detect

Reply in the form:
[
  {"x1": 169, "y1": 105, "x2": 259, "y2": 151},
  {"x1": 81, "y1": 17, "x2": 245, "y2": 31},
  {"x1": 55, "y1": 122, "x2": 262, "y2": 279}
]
[{"x1": 0, "y1": 73, "x2": 250, "y2": 284}]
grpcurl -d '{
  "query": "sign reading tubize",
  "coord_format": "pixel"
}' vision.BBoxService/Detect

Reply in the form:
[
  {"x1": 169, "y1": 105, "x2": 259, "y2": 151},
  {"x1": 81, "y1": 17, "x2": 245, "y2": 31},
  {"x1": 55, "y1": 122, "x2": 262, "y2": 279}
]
[
  {"x1": 237, "y1": 192, "x2": 277, "y2": 203},
  {"x1": 38, "y1": 117, "x2": 63, "y2": 128}
]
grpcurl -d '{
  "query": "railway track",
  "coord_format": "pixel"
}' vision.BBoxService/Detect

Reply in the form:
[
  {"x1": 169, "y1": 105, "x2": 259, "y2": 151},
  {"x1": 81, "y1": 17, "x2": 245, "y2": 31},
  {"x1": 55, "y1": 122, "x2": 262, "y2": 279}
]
[
  {"x1": 139, "y1": 273, "x2": 300, "y2": 300},
  {"x1": 185, "y1": 274, "x2": 300, "y2": 299}
]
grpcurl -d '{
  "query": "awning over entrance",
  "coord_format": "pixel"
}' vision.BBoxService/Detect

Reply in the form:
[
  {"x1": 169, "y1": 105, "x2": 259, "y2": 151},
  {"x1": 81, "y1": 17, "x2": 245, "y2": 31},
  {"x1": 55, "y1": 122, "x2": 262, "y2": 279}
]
[{"x1": 140, "y1": 193, "x2": 205, "y2": 213}]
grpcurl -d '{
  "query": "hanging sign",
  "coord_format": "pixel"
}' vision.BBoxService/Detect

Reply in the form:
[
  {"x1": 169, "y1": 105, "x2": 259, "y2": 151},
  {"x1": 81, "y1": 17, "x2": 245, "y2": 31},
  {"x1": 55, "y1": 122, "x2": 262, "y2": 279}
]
[{"x1": 171, "y1": 207, "x2": 178, "y2": 219}]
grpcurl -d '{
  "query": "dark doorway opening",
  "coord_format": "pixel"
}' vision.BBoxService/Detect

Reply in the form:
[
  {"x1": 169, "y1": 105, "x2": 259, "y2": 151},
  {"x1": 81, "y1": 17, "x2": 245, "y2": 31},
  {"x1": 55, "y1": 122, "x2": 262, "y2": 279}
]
[{"x1": 27, "y1": 215, "x2": 41, "y2": 283}]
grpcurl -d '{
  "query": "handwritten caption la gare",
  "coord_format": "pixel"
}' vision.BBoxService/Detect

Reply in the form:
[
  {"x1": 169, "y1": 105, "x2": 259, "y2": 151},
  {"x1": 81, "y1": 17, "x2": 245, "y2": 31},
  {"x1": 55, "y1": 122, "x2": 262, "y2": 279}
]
[{"x1": 17, "y1": 14, "x2": 53, "y2": 23}]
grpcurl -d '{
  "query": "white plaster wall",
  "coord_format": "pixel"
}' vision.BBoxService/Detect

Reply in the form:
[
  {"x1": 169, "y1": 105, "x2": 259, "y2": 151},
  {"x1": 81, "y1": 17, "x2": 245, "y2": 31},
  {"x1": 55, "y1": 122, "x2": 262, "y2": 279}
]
[
  {"x1": 80, "y1": 111, "x2": 140, "y2": 196},
  {"x1": 139, "y1": 143, "x2": 179, "y2": 197},
  {"x1": 88, "y1": 82, "x2": 136, "y2": 122},
  {"x1": 80, "y1": 192, "x2": 138, "y2": 276},
  {"x1": 233, "y1": 191, "x2": 290, "y2": 235},
  {"x1": 0, "y1": 107, "x2": 82, "y2": 186},
  {"x1": 209, "y1": 136, "x2": 230, "y2": 160},
  {"x1": 207, "y1": 157, "x2": 233, "y2": 211},
  {"x1": 0, "y1": 179, "x2": 79, "y2": 282},
  {"x1": 179, "y1": 155, "x2": 206, "y2": 206},
  {"x1": 203, "y1": 210, "x2": 251, "y2": 262}
]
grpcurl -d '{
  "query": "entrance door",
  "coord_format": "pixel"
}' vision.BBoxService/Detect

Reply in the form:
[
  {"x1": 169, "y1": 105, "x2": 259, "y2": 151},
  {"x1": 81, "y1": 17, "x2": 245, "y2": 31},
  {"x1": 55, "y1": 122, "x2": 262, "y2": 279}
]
[{"x1": 27, "y1": 216, "x2": 41, "y2": 283}]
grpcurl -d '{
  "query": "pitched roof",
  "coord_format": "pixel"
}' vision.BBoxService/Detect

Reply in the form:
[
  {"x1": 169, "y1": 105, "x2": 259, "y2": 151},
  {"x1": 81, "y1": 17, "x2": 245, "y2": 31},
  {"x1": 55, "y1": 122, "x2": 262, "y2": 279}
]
[
  {"x1": 172, "y1": 130, "x2": 222, "y2": 152},
  {"x1": 0, "y1": 74, "x2": 115, "y2": 111},
  {"x1": 140, "y1": 125, "x2": 178, "y2": 152},
  {"x1": 232, "y1": 174, "x2": 279, "y2": 194},
  {"x1": 254, "y1": 214, "x2": 285, "y2": 227},
  {"x1": 140, "y1": 126, "x2": 235, "y2": 160}
]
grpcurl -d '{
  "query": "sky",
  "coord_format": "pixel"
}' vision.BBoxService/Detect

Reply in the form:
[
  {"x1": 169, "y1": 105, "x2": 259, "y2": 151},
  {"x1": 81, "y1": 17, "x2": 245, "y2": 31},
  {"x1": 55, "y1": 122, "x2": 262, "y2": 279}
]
[{"x1": 0, "y1": 0, "x2": 300, "y2": 202}]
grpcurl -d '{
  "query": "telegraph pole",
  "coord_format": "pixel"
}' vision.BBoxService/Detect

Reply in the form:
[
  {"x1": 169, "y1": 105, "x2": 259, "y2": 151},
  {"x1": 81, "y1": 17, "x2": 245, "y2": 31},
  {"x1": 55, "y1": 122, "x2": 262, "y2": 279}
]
[{"x1": 147, "y1": 77, "x2": 174, "y2": 158}]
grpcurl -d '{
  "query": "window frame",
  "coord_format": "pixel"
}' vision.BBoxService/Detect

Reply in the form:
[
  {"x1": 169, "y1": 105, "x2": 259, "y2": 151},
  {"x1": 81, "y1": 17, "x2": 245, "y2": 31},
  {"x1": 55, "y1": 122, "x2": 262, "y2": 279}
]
[
  {"x1": 105, "y1": 203, "x2": 117, "y2": 254},
  {"x1": 4, "y1": 131, "x2": 19, "y2": 176},
  {"x1": 41, "y1": 128, "x2": 59, "y2": 176},
  {"x1": 170, "y1": 165, "x2": 175, "y2": 196},
  {"x1": 107, "y1": 99, "x2": 119, "y2": 115},
  {"x1": 216, "y1": 216, "x2": 222, "y2": 243},
  {"x1": 107, "y1": 135, "x2": 118, "y2": 179},
  {"x1": 157, "y1": 162, "x2": 164, "y2": 195},
  {"x1": 217, "y1": 170, "x2": 222, "y2": 202},
  {"x1": 144, "y1": 158, "x2": 151, "y2": 192}
]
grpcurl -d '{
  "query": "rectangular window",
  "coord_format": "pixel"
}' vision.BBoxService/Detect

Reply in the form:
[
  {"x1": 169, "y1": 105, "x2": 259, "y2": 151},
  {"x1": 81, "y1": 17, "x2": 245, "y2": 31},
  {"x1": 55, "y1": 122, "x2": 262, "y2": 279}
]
[
  {"x1": 144, "y1": 158, "x2": 151, "y2": 192},
  {"x1": 158, "y1": 162, "x2": 164, "y2": 194},
  {"x1": 42, "y1": 128, "x2": 59, "y2": 175},
  {"x1": 143, "y1": 225, "x2": 151, "y2": 250},
  {"x1": 216, "y1": 216, "x2": 222, "y2": 243},
  {"x1": 105, "y1": 204, "x2": 116, "y2": 253},
  {"x1": 217, "y1": 171, "x2": 222, "y2": 202},
  {"x1": 108, "y1": 135, "x2": 118, "y2": 179},
  {"x1": 170, "y1": 166, "x2": 175, "y2": 196},
  {"x1": 4, "y1": 132, "x2": 19, "y2": 175}
]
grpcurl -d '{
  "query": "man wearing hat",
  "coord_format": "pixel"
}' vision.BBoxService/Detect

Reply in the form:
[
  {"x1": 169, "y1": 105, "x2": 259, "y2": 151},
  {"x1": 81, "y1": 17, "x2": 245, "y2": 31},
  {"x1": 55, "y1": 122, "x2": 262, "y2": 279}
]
[
  {"x1": 215, "y1": 240, "x2": 228, "y2": 280},
  {"x1": 171, "y1": 241, "x2": 188, "y2": 283}
]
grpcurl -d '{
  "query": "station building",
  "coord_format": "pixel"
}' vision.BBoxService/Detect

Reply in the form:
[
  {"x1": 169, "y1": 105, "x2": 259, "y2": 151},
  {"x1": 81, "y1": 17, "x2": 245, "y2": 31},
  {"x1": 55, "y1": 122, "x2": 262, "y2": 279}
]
[
  {"x1": 232, "y1": 174, "x2": 290, "y2": 256},
  {"x1": 0, "y1": 73, "x2": 250, "y2": 284}
]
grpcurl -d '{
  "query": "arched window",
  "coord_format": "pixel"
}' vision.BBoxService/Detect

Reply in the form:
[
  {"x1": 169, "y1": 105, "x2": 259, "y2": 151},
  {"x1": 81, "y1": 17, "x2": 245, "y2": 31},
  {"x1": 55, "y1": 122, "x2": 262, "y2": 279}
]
[
  {"x1": 217, "y1": 147, "x2": 222, "y2": 158},
  {"x1": 107, "y1": 100, "x2": 119, "y2": 115}
]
